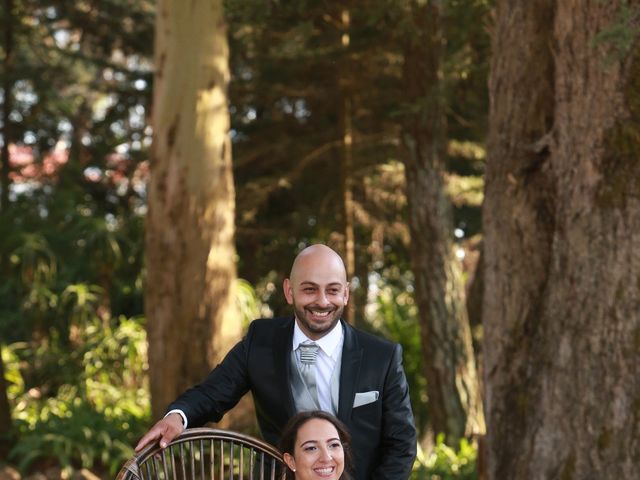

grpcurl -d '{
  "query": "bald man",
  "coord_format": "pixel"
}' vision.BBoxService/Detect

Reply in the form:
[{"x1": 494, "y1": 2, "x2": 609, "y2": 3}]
[{"x1": 136, "y1": 244, "x2": 417, "y2": 480}]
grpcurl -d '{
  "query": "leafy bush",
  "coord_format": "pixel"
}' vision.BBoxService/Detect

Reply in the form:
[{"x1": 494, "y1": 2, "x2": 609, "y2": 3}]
[
  {"x1": 9, "y1": 390, "x2": 147, "y2": 476},
  {"x1": 367, "y1": 278, "x2": 429, "y2": 433},
  {"x1": 5, "y1": 317, "x2": 150, "y2": 476},
  {"x1": 3, "y1": 279, "x2": 260, "y2": 476},
  {"x1": 412, "y1": 435, "x2": 478, "y2": 480},
  {"x1": 236, "y1": 278, "x2": 263, "y2": 327}
]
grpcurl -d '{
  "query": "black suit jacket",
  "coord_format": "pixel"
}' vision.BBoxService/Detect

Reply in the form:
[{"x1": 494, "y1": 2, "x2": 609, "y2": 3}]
[{"x1": 168, "y1": 317, "x2": 417, "y2": 480}]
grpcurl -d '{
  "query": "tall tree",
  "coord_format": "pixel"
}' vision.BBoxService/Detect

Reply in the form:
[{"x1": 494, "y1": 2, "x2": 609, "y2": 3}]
[
  {"x1": 224, "y1": 0, "x2": 490, "y2": 441},
  {"x1": 0, "y1": 0, "x2": 15, "y2": 441},
  {"x1": 484, "y1": 0, "x2": 640, "y2": 477},
  {"x1": 399, "y1": 0, "x2": 484, "y2": 444},
  {"x1": 145, "y1": 0, "x2": 241, "y2": 420},
  {"x1": 340, "y1": 8, "x2": 357, "y2": 325}
]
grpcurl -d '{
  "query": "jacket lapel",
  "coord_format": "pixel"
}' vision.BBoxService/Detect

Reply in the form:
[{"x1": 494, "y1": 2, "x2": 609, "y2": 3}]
[
  {"x1": 338, "y1": 320, "x2": 362, "y2": 421},
  {"x1": 273, "y1": 317, "x2": 296, "y2": 418}
]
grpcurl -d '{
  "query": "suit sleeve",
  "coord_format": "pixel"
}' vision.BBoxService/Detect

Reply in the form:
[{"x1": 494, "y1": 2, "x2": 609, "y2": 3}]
[
  {"x1": 165, "y1": 324, "x2": 253, "y2": 427},
  {"x1": 371, "y1": 343, "x2": 417, "y2": 479}
]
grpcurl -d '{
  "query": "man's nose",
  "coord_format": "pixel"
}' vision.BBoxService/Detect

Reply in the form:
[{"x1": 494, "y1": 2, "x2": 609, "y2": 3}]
[{"x1": 315, "y1": 291, "x2": 330, "y2": 306}]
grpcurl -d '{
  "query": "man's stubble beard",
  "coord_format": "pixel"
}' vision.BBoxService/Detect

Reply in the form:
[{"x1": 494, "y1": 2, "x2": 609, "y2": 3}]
[{"x1": 293, "y1": 303, "x2": 344, "y2": 337}]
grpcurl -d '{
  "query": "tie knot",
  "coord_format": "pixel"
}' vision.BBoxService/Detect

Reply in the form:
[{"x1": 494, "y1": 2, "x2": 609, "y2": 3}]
[{"x1": 299, "y1": 343, "x2": 319, "y2": 365}]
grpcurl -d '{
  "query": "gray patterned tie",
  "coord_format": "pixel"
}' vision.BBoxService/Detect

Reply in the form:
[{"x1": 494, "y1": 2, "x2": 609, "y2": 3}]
[{"x1": 298, "y1": 342, "x2": 320, "y2": 407}]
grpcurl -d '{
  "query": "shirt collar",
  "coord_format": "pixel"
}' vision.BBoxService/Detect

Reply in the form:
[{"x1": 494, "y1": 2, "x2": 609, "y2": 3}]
[{"x1": 292, "y1": 318, "x2": 344, "y2": 358}]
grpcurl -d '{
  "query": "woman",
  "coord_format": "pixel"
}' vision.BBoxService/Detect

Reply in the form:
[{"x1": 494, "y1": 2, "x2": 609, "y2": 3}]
[{"x1": 279, "y1": 410, "x2": 354, "y2": 480}]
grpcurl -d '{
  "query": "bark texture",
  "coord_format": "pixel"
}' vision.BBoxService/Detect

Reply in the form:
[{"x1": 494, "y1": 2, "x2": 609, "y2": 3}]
[
  {"x1": 145, "y1": 0, "x2": 241, "y2": 421},
  {"x1": 401, "y1": 1, "x2": 484, "y2": 443},
  {"x1": 484, "y1": 1, "x2": 640, "y2": 478}
]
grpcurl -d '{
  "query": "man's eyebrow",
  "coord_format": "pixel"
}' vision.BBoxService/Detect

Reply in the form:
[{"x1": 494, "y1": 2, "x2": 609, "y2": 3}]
[{"x1": 299, "y1": 281, "x2": 343, "y2": 288}]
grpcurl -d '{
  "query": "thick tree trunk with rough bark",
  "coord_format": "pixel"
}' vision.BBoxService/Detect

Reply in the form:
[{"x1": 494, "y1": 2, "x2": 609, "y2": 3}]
[
  {"x1": 401, "y1": 1, "x2": 484, "y2": 444},
  {"x1": 484, "y1": 1, "x2": 640, "y2": 478},
  {"x1": 145, "y1": 0, "x2": 241, "y2": 422}
]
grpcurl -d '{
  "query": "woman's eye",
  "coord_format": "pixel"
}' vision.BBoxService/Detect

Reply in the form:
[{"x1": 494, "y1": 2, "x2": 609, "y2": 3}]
[
  {"x1": 329, "y1": 442, "x2": 342, "y2": 449},
  {"x1": 304, "y1": 446, "x2": 317, "y2": 452}
]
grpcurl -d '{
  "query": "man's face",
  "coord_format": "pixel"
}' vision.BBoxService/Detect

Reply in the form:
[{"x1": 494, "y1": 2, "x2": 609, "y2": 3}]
[{"x1": 284, "y1": 249, "x2": 349, "y2": 340}]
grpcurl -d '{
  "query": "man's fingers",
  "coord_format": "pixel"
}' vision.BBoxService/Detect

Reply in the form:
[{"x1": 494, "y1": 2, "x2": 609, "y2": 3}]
[
  {"x1": 135, "y1": 427, "x2": 161, "y2": 452},
  {"x1": 159, "y1": 415, "x2": 184, "y2": 448},
  {"x1": 135, "y1": 415, "x2": 185, "y2": 452},
  {"x1": 159, "y1": 431, "x2": 175, "y2": 449}
]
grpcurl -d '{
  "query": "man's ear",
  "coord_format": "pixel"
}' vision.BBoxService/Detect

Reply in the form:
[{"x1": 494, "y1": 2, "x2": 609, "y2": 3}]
[
  {"x1": 283, "y1": 452, "x2": 296, "y2": 472},
  {"x1": 283, "y1": 278, "x2": 294, "y2": 305},
  {"x1": 344, "y1": 282, "x2": 350, "y2": 305}
]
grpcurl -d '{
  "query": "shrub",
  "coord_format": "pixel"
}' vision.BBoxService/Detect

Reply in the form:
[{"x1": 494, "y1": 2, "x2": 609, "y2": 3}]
[
  {"x1": 6, "y1": 317, "x2": 150, "y2": 476},
  {"x1": 412, "y1": 435, "x2": 478, "y2": 480}
]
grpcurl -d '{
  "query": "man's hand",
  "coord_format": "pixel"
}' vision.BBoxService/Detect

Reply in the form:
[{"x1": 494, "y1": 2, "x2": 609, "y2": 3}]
[{"x1": 135, "y1": 412, "x2": 185, "y2": 452}]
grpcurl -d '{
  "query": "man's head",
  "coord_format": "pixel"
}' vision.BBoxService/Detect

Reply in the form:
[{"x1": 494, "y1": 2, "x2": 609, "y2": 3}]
[{"x1": 283, "y1": 244, "x2": 349, "y2": 340}]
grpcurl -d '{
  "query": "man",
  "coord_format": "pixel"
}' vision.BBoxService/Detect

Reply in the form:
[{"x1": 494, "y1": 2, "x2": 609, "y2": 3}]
[{"x1": 136, "y1": 244, "x2": 417, "y2": 479}]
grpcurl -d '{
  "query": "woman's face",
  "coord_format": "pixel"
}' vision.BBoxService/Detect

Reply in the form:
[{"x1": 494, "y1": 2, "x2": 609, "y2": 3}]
[{"x1": 283, "y1": 418, "x2": 345, "y2": 480}]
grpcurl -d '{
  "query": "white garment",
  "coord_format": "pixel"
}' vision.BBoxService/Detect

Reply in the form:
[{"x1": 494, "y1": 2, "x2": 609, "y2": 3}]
[
  {"x1": 292, "y1": 320, "x2": 344, "y2": 413},
  {"x1": 165, "y1": 408, "x2": 188, "y2": 428}
]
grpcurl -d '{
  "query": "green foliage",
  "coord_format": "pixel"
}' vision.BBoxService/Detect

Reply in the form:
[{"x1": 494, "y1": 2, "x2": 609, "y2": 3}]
[
  {"x1": 367, "y1": 277, "x2": 429, "y2": 433},
  {"x1": 412, "y1": 435, "x2": 478, "y2": 480},
  {"x1": 367, "y1": 278, "x2": 479, "y2": 480},
  {"x1": 5, "y1": 318, "x2": 150, "y2": 476},
  {"x1": 1, "y1": 0, "x2": 154, "y2": 155},
  {"x1": 236, "y1": 278, "x2": 264, "y2": 327},
  {"x1": 9, "y1": 391, "x2": 146, "y2": 476},
  {"x1": 2, "y1": 345, "x2": 25, "y2": 400}
]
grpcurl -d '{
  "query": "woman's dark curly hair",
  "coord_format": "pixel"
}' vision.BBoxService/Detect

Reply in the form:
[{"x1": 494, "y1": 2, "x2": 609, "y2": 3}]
[{"x1": 278, "y1": 410, "x2": 353, "y2": 480}]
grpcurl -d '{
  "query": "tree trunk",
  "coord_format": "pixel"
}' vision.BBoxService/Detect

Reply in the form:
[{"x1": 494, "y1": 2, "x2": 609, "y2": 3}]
[
  {"x1": 0, "y1": 0, "x2": 15, "y2": 441},
  {"x1": 145, "y1": 0, "x2": 242, "y2": 422},
  {"x1": 484, "y1": 1, "x2": 640, "y2": 478},
  {"x1": 340, "y1": 9, "x2": 356, "y2": 325},
  {"x1": 401, "y1": 1, "x2": 484, "y2": 444}
]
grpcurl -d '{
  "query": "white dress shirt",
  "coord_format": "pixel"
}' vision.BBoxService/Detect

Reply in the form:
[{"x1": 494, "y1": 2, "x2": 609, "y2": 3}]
[{"x1": 292, "y1": 319, "x2": 344, "y2": 413}]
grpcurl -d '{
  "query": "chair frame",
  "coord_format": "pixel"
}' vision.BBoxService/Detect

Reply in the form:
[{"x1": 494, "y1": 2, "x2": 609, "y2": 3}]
[{"x1": 116, "y1": 428, "x2": 284, "y2": 480}]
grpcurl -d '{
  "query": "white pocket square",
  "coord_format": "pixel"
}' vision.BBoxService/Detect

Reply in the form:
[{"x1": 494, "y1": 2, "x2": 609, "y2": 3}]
[{"x1": 353, "y1": 390, "x2": 379, "y2": 408}]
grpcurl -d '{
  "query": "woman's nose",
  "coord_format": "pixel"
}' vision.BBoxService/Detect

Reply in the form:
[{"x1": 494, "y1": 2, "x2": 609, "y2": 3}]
[{"x1": 319, "y1": 447, "x2": 332, "y2": 461}]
